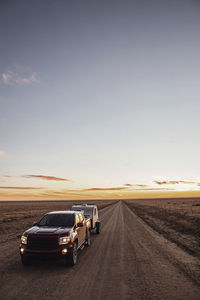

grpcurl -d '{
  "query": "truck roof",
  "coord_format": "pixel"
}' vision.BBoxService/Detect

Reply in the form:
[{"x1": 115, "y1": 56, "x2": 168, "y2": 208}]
[
  {"x1": 47, "y1": 210, "x2": 80, "y2": 215},
  {"x1": 72, "y1": 204, "x2": 97, "y2": 208}
]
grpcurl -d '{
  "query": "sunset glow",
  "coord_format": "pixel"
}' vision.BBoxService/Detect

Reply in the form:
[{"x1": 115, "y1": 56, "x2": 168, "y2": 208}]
[
  {"x1": 1, "y1": 1, "x2": 200, "y2": 201},
  {"x1": 0, "y1": 177, "x2": 200, "y2": 200}
]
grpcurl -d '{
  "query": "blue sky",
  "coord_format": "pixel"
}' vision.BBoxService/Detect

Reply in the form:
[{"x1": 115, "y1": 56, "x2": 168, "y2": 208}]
[{"x1": 0, "y1": 0, "x2": 200, "y2": 199}]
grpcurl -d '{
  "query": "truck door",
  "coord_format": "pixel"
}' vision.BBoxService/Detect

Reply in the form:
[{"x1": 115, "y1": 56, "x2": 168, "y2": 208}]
[
  {"x1": 75, "y1": 213, "x2": 85, "y2": 247},
  {"x1": 78, "y1": 212, "x2": 86, "y2": 245}
]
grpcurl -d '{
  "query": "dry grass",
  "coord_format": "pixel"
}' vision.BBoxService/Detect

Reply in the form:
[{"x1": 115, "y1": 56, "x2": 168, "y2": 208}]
[
  {"x1": 124, "y1": 198, "x2": 200, "y2": 258},
  {"x1": 125, "y1": 197, "x2": 200, "y2": 215}
]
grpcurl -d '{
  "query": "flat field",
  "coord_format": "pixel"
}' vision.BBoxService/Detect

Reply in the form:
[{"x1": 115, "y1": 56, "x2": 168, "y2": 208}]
[
  {"x1": 124, "y1": 197, "x2": 200, "y2": 258},
  {"x1": 0, "y1": 198, "x2": 200, "y2": 300}
]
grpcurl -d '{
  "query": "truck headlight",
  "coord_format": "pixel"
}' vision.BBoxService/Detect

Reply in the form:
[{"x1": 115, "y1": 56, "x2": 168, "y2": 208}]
[
  {"x1": 21, "y1": 235, "x2": 27, "y2": 245},
  {"x1": 59, "y1": 236, "x2": 71, "y2": 245}
]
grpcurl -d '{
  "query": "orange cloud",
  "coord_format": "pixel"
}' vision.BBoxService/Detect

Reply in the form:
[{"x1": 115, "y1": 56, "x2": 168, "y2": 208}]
[
  {"x1": 154, "y1": 180, "x2": 197, "y2": 185},
  {"x1": 124, "y1": 184, "x2": 150, "y2": 188},
  {"x1": 134, "y1": 184, "x2": 149, "y2": 188},
  {"x1": 83, "y1": 187, "x2": 127, "y2": 191},
  {"x1": 40, "y1": 190, "x2": 100, "y2": 198},
  {"x1": 0, "y1": 186, "x2": 43, "y2": 189},
  {"x1": 23, "y1": 175, "x2": 70, "y2": 181},
  {"x1": 0, "y1": 150, "x2": 6, "y2": 157},
  {"x1": 124, "y1": 183, "x2": 150, "y2": 187},
  {"x1": 139, "y1": 187, "x2": 175, "y2": 191}
]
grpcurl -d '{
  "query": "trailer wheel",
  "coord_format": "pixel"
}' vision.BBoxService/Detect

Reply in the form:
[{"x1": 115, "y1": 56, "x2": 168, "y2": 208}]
[
  {"x1": 68, "y1": 242, "x2": 78, "y2": 266},
  {"x1": 96, "y1": 222, "x2": 100, "y2": 234},
  {"x1": 86, "y1": 230, "x2": 91, "y2": 247}
]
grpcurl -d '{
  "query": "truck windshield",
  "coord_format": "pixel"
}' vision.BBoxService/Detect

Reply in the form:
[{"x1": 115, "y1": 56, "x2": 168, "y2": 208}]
[
  {"x1": 72, "y1": 207, "x2": 92, "y2": 214},
  {"x1": 82, "y1": 208, "x2": 93, "y2": 216},
  {"x1": 38, "y1": 214, "x2": 74, "y2": 227}
]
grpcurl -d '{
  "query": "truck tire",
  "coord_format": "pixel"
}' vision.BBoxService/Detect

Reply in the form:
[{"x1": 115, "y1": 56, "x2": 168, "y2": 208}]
[
  {"x1": 96, "y1": 221, "x2": 100, "y2": 234},
  {"x1": 85, "y1": 230, "x2": 91, "y2": 247},
  {"x1": 68, "y1": 242, "x2": 78, "y2": 266},
  {"x1": 21, "y1": 255, "x2": 30, "y2": 266}
]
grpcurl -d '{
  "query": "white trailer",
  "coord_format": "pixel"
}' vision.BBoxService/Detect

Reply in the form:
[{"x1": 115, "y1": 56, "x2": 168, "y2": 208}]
[{"x1": 71, "y1": 204, "x2": 101, "y2": 234}]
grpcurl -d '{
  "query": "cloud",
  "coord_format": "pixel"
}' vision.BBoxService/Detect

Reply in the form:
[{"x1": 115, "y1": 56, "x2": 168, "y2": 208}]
[
  {"x1": 178, "y1": 181, "x2": 196, "y2": 184},
  {"x1": 140, "y1": 187, "x2": 175, "y2": 191},
  {"x1": 80, "y1": 184, "x2": 153, "y2": 192},
  {"x1": 39, "y1": 189, "x2": 103, "y2": 199},
  {"x1": 0, "y1": 150, "x2": 6, "y2": 157},
  {"x1": 23, "y1": 175, "x2": 70, "y2": 181},
  {"x1": 155, "y1": 181, "x2": 179, "y2": 185},
  {"x1": 134, "y1": 184, "x2": 149, "y2": 188},
  {"x1": 1, "y1": 68, "x2": 39, "y2": 86},
  {"x1": 154, "y1": 180, "x2": 197, "y2": 185},
  {"x1": 124, "y1": 184, "x2": 150, "y2": 188},
  {"x1": 80, "y1": 186, "x2": 177, "y2": 193},
  {"x1": 83, "y1": 187, "x2": 127, "y2": 191},
  {"x1": 0, "y1": 186, "x2": 43, "y2": 190}
]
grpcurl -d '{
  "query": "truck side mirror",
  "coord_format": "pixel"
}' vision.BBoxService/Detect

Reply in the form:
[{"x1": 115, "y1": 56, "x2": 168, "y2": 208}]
[
  {"x1": 32, "y1": 221, "x2": 38, "y2": 226},
  {"x1": 77, "y1": 222, "x2": 83, "y2": 227}
]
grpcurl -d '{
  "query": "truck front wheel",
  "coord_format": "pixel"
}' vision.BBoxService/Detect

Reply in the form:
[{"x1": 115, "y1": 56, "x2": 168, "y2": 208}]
[
  {"x1": 68, "y1": 243, "x2": 78, "y2": 266},
  {"x1": 21, "y1": 255, "x2": 30, "y2": 266}
]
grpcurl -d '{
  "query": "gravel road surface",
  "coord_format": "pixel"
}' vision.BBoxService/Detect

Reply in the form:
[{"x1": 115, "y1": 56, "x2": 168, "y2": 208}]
[{"x1": 0, "y1": 201, "x2": 200, "y2": 299}]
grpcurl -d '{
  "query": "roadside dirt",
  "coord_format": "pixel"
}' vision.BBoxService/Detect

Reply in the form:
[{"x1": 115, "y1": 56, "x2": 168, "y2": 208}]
[
  {"x1": 124, "y1": 200, "x2": 200, "y2": 259},
  {"x1": 0, "y1": 200, "x2": 200, "y2": 299}
]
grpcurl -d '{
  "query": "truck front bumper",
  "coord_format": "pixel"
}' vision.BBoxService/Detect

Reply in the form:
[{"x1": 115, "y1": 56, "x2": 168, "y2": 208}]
[{"x1": 19, "y1": 243, "x2": 74, "y2": 259}]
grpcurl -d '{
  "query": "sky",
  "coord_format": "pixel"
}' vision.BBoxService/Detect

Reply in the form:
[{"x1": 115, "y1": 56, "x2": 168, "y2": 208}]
[{"x1": 0, "y1": 0, "x2": 200, "y2": 200}]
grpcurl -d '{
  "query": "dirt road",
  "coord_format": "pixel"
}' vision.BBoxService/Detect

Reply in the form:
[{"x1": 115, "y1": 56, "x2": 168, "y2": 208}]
[{"x1": 0, "y1": 201, "x2": 200, "y2": 299}]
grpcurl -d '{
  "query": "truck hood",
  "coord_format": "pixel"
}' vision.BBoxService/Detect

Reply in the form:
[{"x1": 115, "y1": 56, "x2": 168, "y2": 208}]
[{"x1": 25, "y1": 226, "x2": 72, "y2": 236}]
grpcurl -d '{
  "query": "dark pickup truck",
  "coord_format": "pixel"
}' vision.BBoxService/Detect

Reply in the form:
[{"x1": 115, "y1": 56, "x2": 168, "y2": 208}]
[{"x1": 19, "y1": 210, "x2": 91, "y2": 266}]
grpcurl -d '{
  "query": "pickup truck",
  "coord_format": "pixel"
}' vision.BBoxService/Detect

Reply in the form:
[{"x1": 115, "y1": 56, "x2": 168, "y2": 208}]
[
  {"x1": 71, "y1": 204, "x2": 100, "y2": 234},
  {"x1": 19, "y1": 210, "x2": 91, "y2": 266}
]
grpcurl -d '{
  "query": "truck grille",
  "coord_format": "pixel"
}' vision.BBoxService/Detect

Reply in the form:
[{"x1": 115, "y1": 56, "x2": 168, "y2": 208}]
[{"x1": 27, "y1": 235, "x2": 58, "y2": 250}]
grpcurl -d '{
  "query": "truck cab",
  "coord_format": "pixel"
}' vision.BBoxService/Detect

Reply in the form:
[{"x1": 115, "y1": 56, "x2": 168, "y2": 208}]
[{"x1": 71, "y1": 204, "x2": 100, "y2": 234}]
